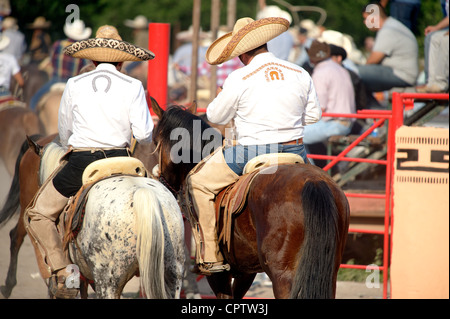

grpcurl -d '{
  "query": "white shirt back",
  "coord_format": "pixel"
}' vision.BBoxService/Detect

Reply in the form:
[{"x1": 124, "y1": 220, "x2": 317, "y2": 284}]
[
  {"x1": 0, "y1": 52, "x2": 20, "y2": 89},
  {"x1": 207, "y1": 52, "x2": 321, "y2": 145},
  {"x1": 58, "y1": 63, "x2": 153, "y2": 149}
]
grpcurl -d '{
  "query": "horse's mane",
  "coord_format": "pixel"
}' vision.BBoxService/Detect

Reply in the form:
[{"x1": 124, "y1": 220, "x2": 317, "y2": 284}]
[
  {"x1": 153, "y1": 105, "x2": 223, "y2": 171},
  {"x1": 40, "y1": 139, "x2": 65, "y2": 184}
]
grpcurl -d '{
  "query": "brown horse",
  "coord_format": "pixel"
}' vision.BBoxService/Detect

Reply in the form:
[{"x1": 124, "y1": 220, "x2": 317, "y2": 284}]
[
  {"x1": 151, "y1": 102, "x2": 350, "y2": 299},
  {"x1": 0, "y1": 103, "x2": 45, "y2": 176},
  {"x1": 0, "y1": 134, "x2": 51, "y2": 298}
]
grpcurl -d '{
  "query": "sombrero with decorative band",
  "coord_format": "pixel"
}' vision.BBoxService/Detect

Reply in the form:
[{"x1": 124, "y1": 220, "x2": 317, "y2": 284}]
[
  {"x1": 205, "y1": 17, "x2": 289, "y2": 65},
  {"x1": 63, "y1": 25, "x2": 155, "y2": 62}
]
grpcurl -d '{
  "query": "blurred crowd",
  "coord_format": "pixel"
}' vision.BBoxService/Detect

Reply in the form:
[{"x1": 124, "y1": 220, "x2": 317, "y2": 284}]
[{"x1": 0, "y1": 0, "x2": 448, "y2": 117}]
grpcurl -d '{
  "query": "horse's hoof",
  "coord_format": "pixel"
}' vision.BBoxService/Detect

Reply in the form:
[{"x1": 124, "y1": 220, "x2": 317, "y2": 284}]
[
  {"x1": 0, "y1": 286, "x2": 11, "y2": 299},
  {"x1": 49, "y1": 275, "x2": 79, "y2": 299}
]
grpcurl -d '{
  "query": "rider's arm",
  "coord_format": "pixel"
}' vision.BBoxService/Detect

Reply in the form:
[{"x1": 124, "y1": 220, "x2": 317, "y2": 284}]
[
  {"x1": 129, "y1": 84, "x2": 154, "y2": 145},
  {"x1": 13, "y1": 71, "x2": 24, "y2": 87},
  {"x1": 304, "y1": 77, "x2": 322, "y2": 126},
  {"x1": 58, "y1": 80, "x2": 74, "y2": 148},
  {"x1": 206, "y1": 77, "x2": 239, "y2": 125}
]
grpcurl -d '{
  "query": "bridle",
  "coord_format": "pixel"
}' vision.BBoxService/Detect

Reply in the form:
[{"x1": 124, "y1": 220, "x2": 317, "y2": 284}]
[{"x1": 152, "y1": 139, "x2": 179, "y2": 197}]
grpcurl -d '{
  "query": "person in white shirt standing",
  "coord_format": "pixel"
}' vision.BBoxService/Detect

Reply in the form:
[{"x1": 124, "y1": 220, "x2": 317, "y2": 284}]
[
  {"x1": 187, "y1": 17, "x2": 321, "y2": 275},
  {"x1": 25, "y1": 25, "x2": 155, "y2": 299}
]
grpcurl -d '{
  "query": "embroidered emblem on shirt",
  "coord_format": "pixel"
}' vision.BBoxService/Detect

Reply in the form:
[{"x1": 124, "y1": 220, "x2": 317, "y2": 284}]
[
  {"x1": 265, "y1": 67, "x2": 284, "y2": 82},
  {"x1": 242, "y1": 62, "x2": 301, "y2": 81},
  {"x1": 92, "y1": 75, "x2": 112, "y2": 92}
]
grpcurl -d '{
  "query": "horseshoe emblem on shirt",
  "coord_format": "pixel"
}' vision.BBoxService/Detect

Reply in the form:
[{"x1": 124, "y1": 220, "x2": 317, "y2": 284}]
[
  {"x1": 265, "y1": 67, "x2": 284, "y2": 82},
  {"x1": 92, "y1": 75, "x2": 112, "y2": 93},
  {"x1": 270, "y1": 71, "x2": 280, "y2": 80}
]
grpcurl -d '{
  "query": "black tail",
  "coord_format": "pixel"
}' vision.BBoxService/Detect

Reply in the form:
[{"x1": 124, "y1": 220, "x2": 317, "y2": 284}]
[
  {"x1": 290, "y1": 180, "x2": 340, "y2": 299},
  {"x1": 0, "y1": 134, "x2": 42, "y2": 228}
]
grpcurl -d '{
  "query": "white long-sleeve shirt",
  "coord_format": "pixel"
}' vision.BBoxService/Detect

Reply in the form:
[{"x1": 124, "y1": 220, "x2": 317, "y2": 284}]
[
  {"x1": 207, "y1": 52, "x2": 321, "y2": 145},
  {"x1": 58, "y1": 63, "x2": 153, "y2": 149}
]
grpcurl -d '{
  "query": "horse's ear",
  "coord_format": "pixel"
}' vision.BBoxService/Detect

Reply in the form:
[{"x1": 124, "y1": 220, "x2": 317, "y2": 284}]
[
  {"x1": 26, "y1": 135, "x2": 43, "y2": 156},
  {"x1": 187, "y1": 100, "x2": 197, "y2": 114},
  {"x1": 150, "y1": 96, "x2": 164, "y2": 119}
]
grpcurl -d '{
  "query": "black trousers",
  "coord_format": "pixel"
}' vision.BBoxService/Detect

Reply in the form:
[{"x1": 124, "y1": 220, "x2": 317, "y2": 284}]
[{"x1": 53, "y1": 149, "x2": 129, "y2": 197}]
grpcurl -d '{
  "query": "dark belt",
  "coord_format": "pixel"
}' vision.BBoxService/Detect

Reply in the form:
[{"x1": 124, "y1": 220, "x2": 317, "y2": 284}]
[
  {"x1": 71, "y1": 148, "x2": 129, "y2": 157},
  {"x1": 282, "y1": 138, "x2": 303, "y2": 145}
]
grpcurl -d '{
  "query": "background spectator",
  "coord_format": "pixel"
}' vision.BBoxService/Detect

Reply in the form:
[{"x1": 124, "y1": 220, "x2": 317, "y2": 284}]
[
  {"x1": 358, "y1": 3, "x2": 418, "y2": 107},
  {"x1": 1, "y1": 16, "x2": 26, "y2": 63},
  {"x1": 303, "y1": 40, "x2": 356, "y2": 163},
  {"x1": 27, "y1": 16, "x2": 52, "y2": 65},
  {"x1": 380, "y1": 0, "x2": 422, "y2": 34}
]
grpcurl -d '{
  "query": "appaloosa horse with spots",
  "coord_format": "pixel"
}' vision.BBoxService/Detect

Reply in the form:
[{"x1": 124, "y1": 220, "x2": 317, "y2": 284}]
[{"x1": 1, "y1": 134, "x2": 185, "y2": 299}]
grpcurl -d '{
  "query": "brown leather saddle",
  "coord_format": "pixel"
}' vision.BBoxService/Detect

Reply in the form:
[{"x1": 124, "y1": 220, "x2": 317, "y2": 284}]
[{"x1": 214, "y1": 153, "x2": 305, "y2": 251}]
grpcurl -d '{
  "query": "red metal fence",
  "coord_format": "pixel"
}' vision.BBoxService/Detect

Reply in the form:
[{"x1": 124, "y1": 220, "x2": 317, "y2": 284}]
[{"x1": 310, "y1": 92, "x2": 449, "y2": 299}]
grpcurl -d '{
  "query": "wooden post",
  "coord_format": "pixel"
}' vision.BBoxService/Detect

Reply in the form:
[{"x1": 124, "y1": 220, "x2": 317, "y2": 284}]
[
  {"x1": 189, "y1": 0, "x2": 201, "y2": 103},
  {"x1": 227, "y1": 0, "x2": 236, "y2": 31},
  {"x1": 209, "y1": 0, "x2": 221, "y2": 100},
  {"x1": 258, "y1": 0, "x2": 266, "y2": 11}
]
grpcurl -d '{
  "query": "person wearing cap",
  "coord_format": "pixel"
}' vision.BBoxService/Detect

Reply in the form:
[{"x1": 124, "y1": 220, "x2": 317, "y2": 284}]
[
  {"x1": 25, "y1": 25, "x2": 155, "y2": 299},
  {"x1": 185, "y1": 17, "x2": 321, "y2": 275},
  {"x1": 329, "y1": 44, "x2": 367, "y2": 111},
  {"x1": 0, "y1": 32, "x2": 24, "y2": 97},
  {"x1": 27, "y1": 16, "x2": 52, "y2": 64},
  {"x1": 302, "y1": 40, "x2": 356, "y2": 162},
  {"x1": 30, "y1": 19, "x2": 92, "y2": 110}
]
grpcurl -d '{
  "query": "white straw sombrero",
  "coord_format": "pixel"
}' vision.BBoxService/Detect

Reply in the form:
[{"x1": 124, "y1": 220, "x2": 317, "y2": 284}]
[
  {"x1": 63, "y1": 25, "x2": 155, "y2": 62},
  {"x1": 205, "y1": 17, "x2": 289, "y2": 65}
]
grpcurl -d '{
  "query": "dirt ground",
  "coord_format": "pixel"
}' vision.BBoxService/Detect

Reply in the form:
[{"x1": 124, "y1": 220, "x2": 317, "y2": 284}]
[{"x1": 0, "y1": 160, "x2": 385, "y2": 300}]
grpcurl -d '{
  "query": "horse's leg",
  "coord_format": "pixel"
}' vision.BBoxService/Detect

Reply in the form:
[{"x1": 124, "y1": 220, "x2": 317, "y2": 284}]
[
  {"x1": 232, "y1": 273, "x2": 256, "y2": 299},
  {"x1": 206, "y1": 272, "x2": 233, "y2": 299},
  {"x1": 0, "y1": 217, "x2": 26, "y2": 298},
  {"x1": 265, "y1": 268, "x2": 293, "y2": 299},
  {"x1": 94, "y1": 280, "x2": 121, "y2": 299},
  {"x1": 79, "y1": 279, "x2": 89, "y2": 299}
]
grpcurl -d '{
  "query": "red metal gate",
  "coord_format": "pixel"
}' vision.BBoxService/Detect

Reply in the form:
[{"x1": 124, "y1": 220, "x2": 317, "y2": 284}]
[{"x1": 309, "y1": 92, "x2": 449, "y2": 299}]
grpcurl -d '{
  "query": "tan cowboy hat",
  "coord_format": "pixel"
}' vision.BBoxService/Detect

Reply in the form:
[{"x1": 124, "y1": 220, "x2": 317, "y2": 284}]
[
  {"x1": 63, "y1": 25, "x2": 155, "y2": 62},
  {"x1": 27, "y1": 16, "x2": 51, "y2": 29},
  {"x1": 206, "y1": 17, "x2": 289, "y2": 65},
  {"x1": 124, "y1": 15, "x2": 148, "y2": 29},
  {"x1": 64, "y1": 19, "x2": 92, "y2": 41},
  {"x1": 0, "y1": 33, "x2": 10, "y2": 51}
]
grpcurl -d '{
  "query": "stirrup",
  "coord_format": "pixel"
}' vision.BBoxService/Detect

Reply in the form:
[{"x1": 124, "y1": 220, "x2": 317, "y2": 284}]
[
  {"x1": 49, "y1": 275, "x2": 79, "y2": 299},
  {"x1": 195, "y1": 262, "x2": 231, "y2": 276}
]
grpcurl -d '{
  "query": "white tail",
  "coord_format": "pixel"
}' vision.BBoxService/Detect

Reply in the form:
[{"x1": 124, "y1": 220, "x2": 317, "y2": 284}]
[{"x1": 133, "y1": 187, "x2": 168, "y2": 299}]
